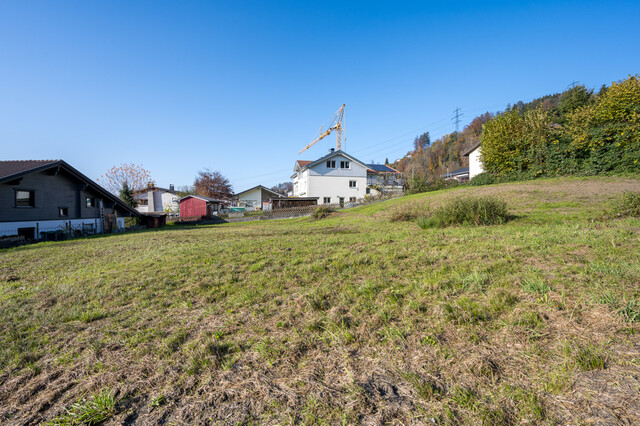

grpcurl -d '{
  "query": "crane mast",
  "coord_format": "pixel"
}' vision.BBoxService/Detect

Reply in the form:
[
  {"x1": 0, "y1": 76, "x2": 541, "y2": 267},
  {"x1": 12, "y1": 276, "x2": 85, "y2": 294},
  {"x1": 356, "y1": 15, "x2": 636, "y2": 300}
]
[{"x1": 298, "y1": 104, "x2": 345, "y2": 154}]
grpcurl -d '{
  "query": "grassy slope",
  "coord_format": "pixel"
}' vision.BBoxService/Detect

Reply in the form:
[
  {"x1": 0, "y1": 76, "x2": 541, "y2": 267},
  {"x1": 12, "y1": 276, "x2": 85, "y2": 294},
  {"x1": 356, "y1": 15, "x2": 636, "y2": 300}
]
[{"x1": 1, "y1": 176, "x2": 640, "y2": 424}]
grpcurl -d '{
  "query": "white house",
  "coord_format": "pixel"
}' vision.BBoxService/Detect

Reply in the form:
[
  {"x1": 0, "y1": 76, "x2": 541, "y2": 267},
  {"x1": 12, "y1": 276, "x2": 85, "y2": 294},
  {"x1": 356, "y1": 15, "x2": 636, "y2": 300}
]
[
  {"x1": 234, "y1": 185, "x2": 284, "y2": 210},
  {"x1": 292, "y1": 149, "x2": 403, "y2": 205},
  {"x1": 134, "y1": 185, "x2": 180, "y2": 214},
  {"x1": 463, "y1": 143, "x2": 484, "y2": 179}
]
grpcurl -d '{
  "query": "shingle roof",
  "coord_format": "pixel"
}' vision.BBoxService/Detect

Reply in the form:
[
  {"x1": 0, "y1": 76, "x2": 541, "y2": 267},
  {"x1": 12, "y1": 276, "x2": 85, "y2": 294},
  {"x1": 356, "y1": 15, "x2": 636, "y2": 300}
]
[
  {"x1": 367, "y1": 164, "x2": 400, "y2": 173},
  {"x1": 296, "y1": 160, "x2": 312, "y2": 167},
  {"x1": 0, "y1": 160, "x2": 60, "y2": 180}
]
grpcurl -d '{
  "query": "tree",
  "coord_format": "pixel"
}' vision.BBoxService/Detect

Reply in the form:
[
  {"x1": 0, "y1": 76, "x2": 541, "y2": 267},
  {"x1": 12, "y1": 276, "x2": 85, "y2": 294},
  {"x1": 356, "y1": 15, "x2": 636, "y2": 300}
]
[
  {"x1": 558, "y1": 85, "x2": 593, "y2": 117},
  {"x1": 99, "y1": 163, "x2": 153, "y2": 194},
  {"x1": 119, "y1": 181, "x2": 137, "y2": 208},
  {"x1": 385, "y1": 158, "x2": 389, "y2": 165},
  {"x1": 413, "y1": 132, "x2": 431, "y2": 151},
  {"x1": 271, "y1": 182, "x2": 293, "y2": 196},
  {"x1": 194, "y1": 169, "x2": 233, "y2": 200}
]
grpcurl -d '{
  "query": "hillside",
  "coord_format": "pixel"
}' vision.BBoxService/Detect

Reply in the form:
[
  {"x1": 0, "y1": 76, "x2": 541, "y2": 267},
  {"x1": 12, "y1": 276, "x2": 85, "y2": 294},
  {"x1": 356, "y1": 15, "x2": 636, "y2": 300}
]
[{"x1": 1, "y1": 176, "x2": 640, "y2": 424}]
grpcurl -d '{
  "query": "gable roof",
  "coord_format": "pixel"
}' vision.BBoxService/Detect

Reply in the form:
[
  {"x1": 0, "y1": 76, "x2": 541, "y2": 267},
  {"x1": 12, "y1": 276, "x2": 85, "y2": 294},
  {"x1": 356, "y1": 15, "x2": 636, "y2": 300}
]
[
  {"x1": 295, "y1": 150, "x2": 369, "y2": 172},
  {"x1": 234, "y1": 185, "x2": 283, "y2": 199},
  {"x1": 462, "y1": 142, "x2": 481, "y2": 157},
  {"x1": 132, "y1": 185, "x2": 178, "y2": 195},
  {"x1": 367, "y1": 164, "x2": 401, "y2": 173},
  {"x1": 179, "y1": 194, "x2": 227, "y2": 203},
  {"x1": 0, "y1": 160, "x2": 60, "y2": 180},
  {"x1": 440, "y1": 167, "x2": 469, "y2": 178},
  {"x1": 0, "y1": 160, "x2": 140, "y2": 216}
]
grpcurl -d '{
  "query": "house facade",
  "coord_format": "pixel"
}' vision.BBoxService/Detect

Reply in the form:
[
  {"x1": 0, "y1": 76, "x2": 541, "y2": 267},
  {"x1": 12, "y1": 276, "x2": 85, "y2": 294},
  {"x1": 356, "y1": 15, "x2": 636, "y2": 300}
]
[
  {"x1": 292, "y1": 149, "x2": 403, "y2": 204},
  {"x1": 463, "y1": 143, "x2": 484, "y2": 179},
  {"x1": 134, "y1": 185, "x2": 179, "y2": 214},
  {"x1": 0, "y1": 160, "x2": 139, "y2": 240},
  {"x1": 234, "y1": 185, "x2": 284, "y2": 210}
]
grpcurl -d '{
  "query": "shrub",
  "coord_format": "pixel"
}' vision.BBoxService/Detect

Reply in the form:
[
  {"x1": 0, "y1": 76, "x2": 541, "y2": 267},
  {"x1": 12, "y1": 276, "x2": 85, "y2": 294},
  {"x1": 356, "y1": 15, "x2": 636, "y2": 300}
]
[
  {"x1": 417, "y1": 196, "x2": 509, "y2": 229},
  {"x1": 312, "y1": 206, "x2": 335, "y2": 220},
  {"x1": 407, "y1": 177, "x2": 461, "y2": 195},
  {"x1": 468, "y1": 172, "x2": 498, "y2": 186},
  {"x1": 611, "y1": 192, "x2": 640, "y2": 218}
]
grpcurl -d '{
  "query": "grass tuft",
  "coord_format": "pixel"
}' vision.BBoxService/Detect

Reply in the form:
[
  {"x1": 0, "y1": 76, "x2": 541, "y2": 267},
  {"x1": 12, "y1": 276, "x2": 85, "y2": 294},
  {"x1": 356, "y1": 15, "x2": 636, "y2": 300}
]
[
  {"x1": 417, "y1": 196, "x2": 509, "y2": 229},
  {"x1": 46, "y1": 388, "x2": 116, "y2": 425}
]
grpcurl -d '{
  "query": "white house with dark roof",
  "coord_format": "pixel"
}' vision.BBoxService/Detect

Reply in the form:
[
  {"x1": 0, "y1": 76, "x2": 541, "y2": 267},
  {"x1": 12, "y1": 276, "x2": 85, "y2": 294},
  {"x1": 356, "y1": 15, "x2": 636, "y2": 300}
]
[
  {"x1": 463, "y1": 142, "x2": 484, "y2": 179},
  {"x1": 292, "y1": 149, "x2": 403, "y2": 205},
  {"x1": 233, "y1": 185, "x2": 284, "y2": 209},
  {"x1": 133, "y1": 184, "x2": 180, "y2": 214}
]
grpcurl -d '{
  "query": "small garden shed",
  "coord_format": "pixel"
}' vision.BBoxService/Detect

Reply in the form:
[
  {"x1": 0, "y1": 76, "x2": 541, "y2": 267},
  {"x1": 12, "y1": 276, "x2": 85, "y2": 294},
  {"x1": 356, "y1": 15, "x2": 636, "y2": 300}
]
[{"x1": 179, "y1": 195, "x2": 227, "y2": 219}]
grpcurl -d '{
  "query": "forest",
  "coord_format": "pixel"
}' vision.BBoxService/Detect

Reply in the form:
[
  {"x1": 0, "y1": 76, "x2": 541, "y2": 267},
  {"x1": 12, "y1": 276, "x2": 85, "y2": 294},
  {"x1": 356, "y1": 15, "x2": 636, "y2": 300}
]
[{"x1": 392, "y1": 75, "x2": 640, "y2": 188}]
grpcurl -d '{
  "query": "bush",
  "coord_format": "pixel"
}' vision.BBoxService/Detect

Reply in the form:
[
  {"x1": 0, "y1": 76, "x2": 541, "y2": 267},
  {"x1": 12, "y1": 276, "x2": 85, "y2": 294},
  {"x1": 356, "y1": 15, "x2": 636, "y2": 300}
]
[
  {"x1": 611, "y1": 192, "x2": 640, "y2": 218},
  {"x1": 312, "y1": 206, "x2": 335, "y2": 220},
  {"x1": 417, "y1": 196, "x2": 509, "y2": 228},
  {"x1": 407, "y1": 177, "x2": 461, "y2": 195},
  {"x1": 468, "y1": 172, "x2": 498, "y2": 186}
]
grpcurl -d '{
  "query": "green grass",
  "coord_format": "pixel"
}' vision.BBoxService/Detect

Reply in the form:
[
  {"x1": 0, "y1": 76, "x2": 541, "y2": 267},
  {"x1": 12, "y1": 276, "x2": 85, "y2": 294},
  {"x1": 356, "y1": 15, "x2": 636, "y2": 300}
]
[
  {"x1": 1, "y1": 175, "x2": 640, "y2": 424},
  {"x1": 45, "y1": 389, "x2": 116, "y2": 425}
]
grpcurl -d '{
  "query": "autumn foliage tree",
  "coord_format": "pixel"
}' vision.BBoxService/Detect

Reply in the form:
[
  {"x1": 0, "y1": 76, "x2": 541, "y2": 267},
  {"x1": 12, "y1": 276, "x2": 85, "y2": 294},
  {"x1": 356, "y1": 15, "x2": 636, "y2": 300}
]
[
  {"x1": 99, "y1": 163, "x2": 154, "y2": 195},
  {"x1": 194, "y1": 169, "x2": 233, "y2": 200}
]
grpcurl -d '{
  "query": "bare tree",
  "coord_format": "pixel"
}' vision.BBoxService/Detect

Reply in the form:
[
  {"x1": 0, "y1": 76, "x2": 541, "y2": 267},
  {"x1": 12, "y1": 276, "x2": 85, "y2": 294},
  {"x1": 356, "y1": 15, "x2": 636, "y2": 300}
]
[
  {"x1": 194, "y1": 169, "x2": 233, "y2": 200},
  {"x1": 98, "y1": 163, "x2": 154, "y2": 194}
]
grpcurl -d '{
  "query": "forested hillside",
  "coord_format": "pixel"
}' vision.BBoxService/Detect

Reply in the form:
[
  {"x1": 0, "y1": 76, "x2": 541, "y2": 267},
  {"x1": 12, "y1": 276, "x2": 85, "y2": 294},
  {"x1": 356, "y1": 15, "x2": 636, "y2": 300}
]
[{"x1": 392, "y1": 75, "x2": 639, "y2": 183}]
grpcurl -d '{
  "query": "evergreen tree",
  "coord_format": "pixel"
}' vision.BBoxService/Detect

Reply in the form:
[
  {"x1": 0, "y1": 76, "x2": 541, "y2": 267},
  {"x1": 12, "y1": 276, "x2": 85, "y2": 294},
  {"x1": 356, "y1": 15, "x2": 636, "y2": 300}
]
[{"x1": 120, "y1": 181, "x2": 137, "y2": 208}]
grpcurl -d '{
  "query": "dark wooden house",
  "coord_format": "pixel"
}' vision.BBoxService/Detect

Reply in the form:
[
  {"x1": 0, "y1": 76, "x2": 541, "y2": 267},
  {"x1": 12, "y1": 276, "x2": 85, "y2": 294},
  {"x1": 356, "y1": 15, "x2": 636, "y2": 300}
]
[{"x1": 0, "y1": 160, "x2": 139, "y2": 241}]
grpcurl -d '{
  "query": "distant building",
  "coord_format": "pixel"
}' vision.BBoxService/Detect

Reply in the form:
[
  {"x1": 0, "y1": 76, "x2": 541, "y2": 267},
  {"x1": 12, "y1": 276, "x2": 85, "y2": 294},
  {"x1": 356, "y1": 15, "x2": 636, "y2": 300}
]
[
  {"x1": 463, "y1": 142, "x2": 484, "y2": 179},
  {"x1": 234, "y1": 185, "x2": 284, "y2": 210},
  {"x1": 292, "y1": 149, "x2": 403, "y2": 205},
  {"x1": 133, "y1": 184, "x2": 179, "y2": 214},
  {"x1": 0, "y1": 160, "x2": 139, "y2": 240},
  {"x1": 440, "y1": 167, "x2": 470, "y2": 182}
]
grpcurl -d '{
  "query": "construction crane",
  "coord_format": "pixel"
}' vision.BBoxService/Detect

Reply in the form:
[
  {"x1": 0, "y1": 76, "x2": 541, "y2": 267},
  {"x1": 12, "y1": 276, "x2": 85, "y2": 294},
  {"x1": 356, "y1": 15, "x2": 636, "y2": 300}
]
[{"x1": 298, "y1": 104, "x2": 345, "y2": 154}]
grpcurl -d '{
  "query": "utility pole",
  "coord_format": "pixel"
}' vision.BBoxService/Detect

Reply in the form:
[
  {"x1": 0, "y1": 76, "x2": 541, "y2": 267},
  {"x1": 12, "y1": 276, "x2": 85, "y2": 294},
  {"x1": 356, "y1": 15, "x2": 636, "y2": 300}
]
[
  {"x1": 568, "y1": 81, "x2": 579, "y2": 89},
  {"x1": 452, "y1": 107, "x2": 463, "y2": 133}
]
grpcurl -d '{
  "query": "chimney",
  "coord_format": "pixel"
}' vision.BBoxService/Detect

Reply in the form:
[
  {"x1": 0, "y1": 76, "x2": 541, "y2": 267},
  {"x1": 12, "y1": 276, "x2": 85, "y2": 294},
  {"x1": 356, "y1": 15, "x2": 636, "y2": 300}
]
[
  {"x1": 330, "y1": 148, "x2": 335, "y2": 153},
  {"x1": 169, "y1": 184, "x2": 174, "y2": 192}
]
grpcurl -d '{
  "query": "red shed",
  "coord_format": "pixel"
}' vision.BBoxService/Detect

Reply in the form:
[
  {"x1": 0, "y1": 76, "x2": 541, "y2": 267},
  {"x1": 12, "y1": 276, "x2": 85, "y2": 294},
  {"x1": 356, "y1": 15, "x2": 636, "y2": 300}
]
[{"x1": 179, "y1": 195, "x2": 227, "y2": 219}]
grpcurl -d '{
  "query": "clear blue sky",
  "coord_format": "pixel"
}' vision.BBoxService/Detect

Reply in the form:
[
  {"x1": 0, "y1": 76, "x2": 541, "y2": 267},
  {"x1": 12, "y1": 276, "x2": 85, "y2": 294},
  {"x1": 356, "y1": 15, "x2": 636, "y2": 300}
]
[{"x1": 1, "y1": 1, "x2": 639, "y2": 191}]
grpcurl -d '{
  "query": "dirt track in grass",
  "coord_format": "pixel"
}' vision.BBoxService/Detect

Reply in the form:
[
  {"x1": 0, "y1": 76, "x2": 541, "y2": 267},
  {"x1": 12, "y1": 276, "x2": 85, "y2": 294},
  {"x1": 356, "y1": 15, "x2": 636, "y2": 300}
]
[{"x1": 1, "y1": 176, "x2": 640, "y2": 424}]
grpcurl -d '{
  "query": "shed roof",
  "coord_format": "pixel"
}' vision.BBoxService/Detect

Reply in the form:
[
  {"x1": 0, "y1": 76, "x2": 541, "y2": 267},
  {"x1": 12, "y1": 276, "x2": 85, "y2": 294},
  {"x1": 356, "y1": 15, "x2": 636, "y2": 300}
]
[
  {"x1": 179, "y1": 194, "x2": 227, "y2": 203},
  {"x1": 440, "y1": 167, "x2": 469, "y2": 178}
]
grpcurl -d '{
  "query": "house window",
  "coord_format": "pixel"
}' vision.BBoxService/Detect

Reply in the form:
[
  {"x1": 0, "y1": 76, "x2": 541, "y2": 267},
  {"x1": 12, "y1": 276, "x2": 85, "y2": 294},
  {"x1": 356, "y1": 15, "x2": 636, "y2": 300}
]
[
  {"x1": 340, "y1": 161, "x2": 350, "y2": 169},
  {"x1": 323, "y1": 197, "x2": 331, "y2": 204},
  {"x1": 326, "y1": 160, "x2": 336, "y2": 168},
  {"x1": 339, "y1": 197, "x2": 344, "y2": 207},
  {"x1": 349, "y1": 180, "x2": 357, "y2": 188},
  {"x1": 86, "y1": 197, "x2": 96, "y2": 207},
  {"x1": 349, "y1": 197, "x2": 356, "y2": 203},
  {"x1": 366, "y1": 188, "x2": 371, "y2": 195},
  {"x1": 16, "y1": 190, "x2": 35, "y2": 207},
  {"x1": 138, "y1": 199, "x2": 148, "y2": 205},
  {"x1": 59, "y1": 207, "x2": 69, "y2": 217}
]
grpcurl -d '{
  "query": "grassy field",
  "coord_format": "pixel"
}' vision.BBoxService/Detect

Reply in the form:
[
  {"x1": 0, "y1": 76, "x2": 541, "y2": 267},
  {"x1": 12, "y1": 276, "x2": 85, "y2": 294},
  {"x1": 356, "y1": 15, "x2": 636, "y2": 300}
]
[{"x1": 1, "y1": 176, "x2": 640, "y2": 425}]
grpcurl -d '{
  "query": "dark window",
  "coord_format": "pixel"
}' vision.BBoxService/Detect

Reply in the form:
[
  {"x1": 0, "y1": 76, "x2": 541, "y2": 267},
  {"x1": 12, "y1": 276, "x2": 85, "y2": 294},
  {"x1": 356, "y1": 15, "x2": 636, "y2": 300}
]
[
  {"x1": 326, "y1": 160, "x2": 336, "y2": 168},
  {"x1": 17, "y1": 227, "x2": 35, "y2": 240},
  {"x1": 366, "y1": 188, "x2": 371, "y2": 195},
  {"x1": 339, "y1": 197, "x2": 344, "y2": 207},
  {"x1": 138, "y1": 199, "x2": 148, "y2": 206},
  {"x1": 16, "y1": 190, "x2": 35, "y2": 207},
  {"x1": 323, "y1": 197, "x2": 331, "y2": 204},
  {"x1": 349, "y1": 197, "x2": 356, "y2": 203},
  {"x1": 341, "y1": 161, "x2": 350, "y2": 169},
  {"x1": 349, "y1": 180, "x2": 357, "y2": 188},
  {"x1": 59, "y1": 207, "x2": 68, "y2": 217},
  {"x1": 86, "y1": 197, "x2": 96, "y2": 207}
]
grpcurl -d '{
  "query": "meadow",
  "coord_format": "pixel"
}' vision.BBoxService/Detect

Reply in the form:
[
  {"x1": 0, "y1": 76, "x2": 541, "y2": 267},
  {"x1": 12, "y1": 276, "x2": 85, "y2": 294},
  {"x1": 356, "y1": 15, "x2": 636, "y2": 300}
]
[{"x1": 1, "y1": 176, "x2": 640, "y2": 425}]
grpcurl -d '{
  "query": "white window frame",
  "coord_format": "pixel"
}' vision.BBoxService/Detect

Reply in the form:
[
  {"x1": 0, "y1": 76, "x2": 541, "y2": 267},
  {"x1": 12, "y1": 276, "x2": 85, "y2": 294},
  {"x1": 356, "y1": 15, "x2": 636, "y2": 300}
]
[
  {"x1": 340, "y1": 161, "x2": 350, "y2": 169},
  {"x1": 349, "y1": 180, "x2": 357, "y2": 188},
  {"x1": 323, "y1": 197, "x2": 331, "y2": 204},
  {"x1": 326, "y1": 160, "x2": 336, "y2": 168}
]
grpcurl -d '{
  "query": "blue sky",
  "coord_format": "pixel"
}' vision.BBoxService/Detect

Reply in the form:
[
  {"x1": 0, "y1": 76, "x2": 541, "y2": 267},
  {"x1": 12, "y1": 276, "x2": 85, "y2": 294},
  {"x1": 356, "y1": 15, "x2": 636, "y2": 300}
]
[{"x1": 1, "y1": 1, "x2": 639, "y2": 191}]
